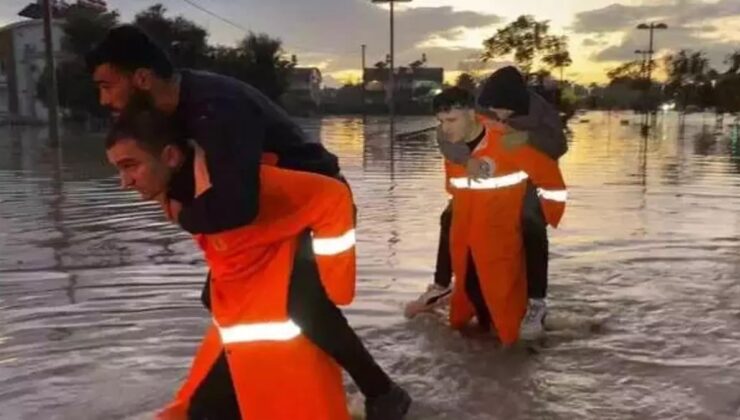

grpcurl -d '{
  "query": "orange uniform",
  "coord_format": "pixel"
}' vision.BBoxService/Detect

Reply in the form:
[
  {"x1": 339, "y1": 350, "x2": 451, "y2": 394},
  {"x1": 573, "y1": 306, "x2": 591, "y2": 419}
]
[
  {"x1": 446, "y1": 118, "x2": 566, "y2": 345},
  {"x1": 160, "y1": 165, "x2": 356, "y2": 419}
]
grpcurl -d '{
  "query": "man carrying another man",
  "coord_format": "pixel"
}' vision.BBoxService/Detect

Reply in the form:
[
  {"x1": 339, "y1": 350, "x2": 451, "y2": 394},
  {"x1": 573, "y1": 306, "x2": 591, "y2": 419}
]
[
  {"x1": 89, "y1": 24, "x2": 410, "y2": 420},
  {"x1": 406, "y1": 67, "x2": 568, "y2": 341}
]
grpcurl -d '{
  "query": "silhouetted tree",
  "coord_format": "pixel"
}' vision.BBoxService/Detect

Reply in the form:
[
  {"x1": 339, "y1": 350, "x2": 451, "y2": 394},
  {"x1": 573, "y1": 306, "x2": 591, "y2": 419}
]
[
  {"x1": 541, "y1": 36, "x2": 572, "y2": 81},
  {"x1": 38, "y1": 3, "x2": 297, "y2": 115},
  {"x1": 61, "y1": 2, "x2": 119, "y2": 57},
  {"x1": 716, "y1": 51, "x2": 740, "y2": 112},
  {"x1": 234, "y1": 32, "x2": 295, "y2": 101},
  {"x1": 664, "y1": 50, "x2": 711, "y2": 110},
  {"x1": 455, "y1": 73, "x2": 476, "y2": 93},
  {"x1": 134, "y1": 4, "x2": 210, "y2": 69},
  {"x1": 482, "y1": 15, "x2": 569, "y2": 76},
  {"x1": 606, "y1": 60, "x2": 648, "y2": 89}
]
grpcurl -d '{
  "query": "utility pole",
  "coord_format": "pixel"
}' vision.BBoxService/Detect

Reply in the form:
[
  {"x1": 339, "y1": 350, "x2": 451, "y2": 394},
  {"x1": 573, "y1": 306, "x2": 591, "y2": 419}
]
[
  {"x1": 42, "y1": 0, "x2": 60, "y2": 146},
  {"x1": 361, "y1": 44, "x2": 366, "y2": 115},
  {"x1": 389, "y1": 0, "x2": 395, "y2": 119},
  {"x1": 634, "y1": 49, "x2": 650, "y2": 80},
  {"x1": 371, "y1": 0, "x2": 412, "y2": 121},
  {"x1": 637, "y1": 22, "x2": 668, "y2": 135}
]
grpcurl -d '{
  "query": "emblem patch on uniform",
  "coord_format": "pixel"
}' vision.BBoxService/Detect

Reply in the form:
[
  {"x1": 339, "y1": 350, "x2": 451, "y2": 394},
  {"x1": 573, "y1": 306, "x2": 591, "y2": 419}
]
[{"x1": 480, "y1": 157, "x2": 496, "y2": 177}]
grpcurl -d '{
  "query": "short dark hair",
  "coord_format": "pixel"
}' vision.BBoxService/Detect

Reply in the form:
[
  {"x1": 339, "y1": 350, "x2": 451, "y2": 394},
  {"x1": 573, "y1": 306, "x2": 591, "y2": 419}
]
[
  {"x1": 432, "y1": 87, "x2": 475, "y2": 113},
  {"x1": 86, "y1": 24, "x2": 174, "y2": 78},
  {"x1": 106, "y1": 107, "x2": 182, "y2": 153}
]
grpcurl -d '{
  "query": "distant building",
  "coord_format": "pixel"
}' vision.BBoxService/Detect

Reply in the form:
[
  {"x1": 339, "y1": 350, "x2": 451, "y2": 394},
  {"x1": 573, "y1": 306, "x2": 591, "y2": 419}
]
[
  {"x1": 282, "y1": 67, "x2": 322, "y2": 116},
  {"x1": 0, "y1": 19, "x2": 64, "y2": 121},
  {"x1": 319, "y1": 84, "x2": 364, "y2": 114},
  {"x1": 289, "y1": 67, "x2": 322, "y2": 105},
  {"x1": 363, "y1": 66, "x2": 443, "y2": 112}
]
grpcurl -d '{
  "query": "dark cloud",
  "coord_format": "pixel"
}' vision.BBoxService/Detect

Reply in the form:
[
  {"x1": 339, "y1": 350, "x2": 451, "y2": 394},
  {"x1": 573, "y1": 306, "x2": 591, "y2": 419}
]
[
  {"x1": 163, "y1": 0, "x2": 501, "y2": 61},
  {"x1": 582, "y1": 38, "x2": 603, "y2": 47},
  {"x1": 3, "y1": 0, "x2": 502, "y2": 74},
  {"x1": 572, "y1": 0, "x2": 740, "y2": 34},
  {"x1": 593, "y1": 25, "x2": 738, "y2": 72},
  {"x1": 571, "y1": 3, "x2": 666, "y2": 33},
  {"x1": 668, "y1": 0, "x2": 740, "y2": 26},
  {"x1": 101, "y1": 0, "x2": 501, "y2": 74},
  {"x1": 573, "y1": 0, "x2": 740, "y2": 69},
  {"x1": 593, "y1": 27, "x2": 686, "y2": 61}
]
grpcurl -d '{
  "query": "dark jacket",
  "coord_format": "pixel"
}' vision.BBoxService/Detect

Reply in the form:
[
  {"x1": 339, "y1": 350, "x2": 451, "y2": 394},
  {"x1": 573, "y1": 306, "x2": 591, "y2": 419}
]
[{"x1": 168, "y1": 69, "x2": 340, "y2": 234}]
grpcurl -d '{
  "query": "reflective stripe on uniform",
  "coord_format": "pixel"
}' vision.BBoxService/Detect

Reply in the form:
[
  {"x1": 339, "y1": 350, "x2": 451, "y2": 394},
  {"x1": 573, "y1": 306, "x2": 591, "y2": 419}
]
[
  {"x1": 449, "y1": 171, "x2": 528, "y2": 190},
  {"x1": 312, "y1": 229, "x2": 356, "y2": 255},
  {"x1": 218, "y1": 319, "x2": 301, "y2": 344},
  {"x1": 537, "y1": 188, "x2": 568, "y2": 202}
]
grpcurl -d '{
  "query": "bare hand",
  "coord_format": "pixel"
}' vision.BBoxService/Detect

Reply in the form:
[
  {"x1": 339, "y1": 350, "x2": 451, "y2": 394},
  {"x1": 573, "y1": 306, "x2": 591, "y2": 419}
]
[
  {"x1": 190, "y1": 140, "x2": 212, "y2": 198},
  {"x1": 466, "y1": 158, "x2": 490, "y2": 181}
]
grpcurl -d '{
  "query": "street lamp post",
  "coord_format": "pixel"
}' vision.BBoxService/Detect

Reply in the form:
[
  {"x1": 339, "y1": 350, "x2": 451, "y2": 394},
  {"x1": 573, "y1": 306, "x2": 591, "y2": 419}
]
[
  {"x1": 637, "y1": 22, "x2": 667, "y2": 132},
  {"x1": 371, "y1": 0, "x2": 412, "y2": 121},
  {"x1": 634, "y1": 49, "x2": 650, "y2": 127},
  {"x1": 637, "y1": 22, "x2": 668, "y2": 93},
  {"x1": 634, "y1": 49, "x2": 650, "y2": 80}
]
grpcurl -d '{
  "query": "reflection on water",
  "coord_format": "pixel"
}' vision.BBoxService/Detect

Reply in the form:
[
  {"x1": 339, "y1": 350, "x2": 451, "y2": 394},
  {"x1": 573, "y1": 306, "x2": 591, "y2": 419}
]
[{"x1": 1, "y1": 112, "x2": 739, "y2": 420}]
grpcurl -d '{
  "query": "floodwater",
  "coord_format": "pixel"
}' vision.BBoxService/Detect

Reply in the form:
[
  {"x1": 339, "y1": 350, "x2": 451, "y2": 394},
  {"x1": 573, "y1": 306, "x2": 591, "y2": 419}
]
[{"x1": 1, "y1": 112, "x2": 739, "y2": 419}]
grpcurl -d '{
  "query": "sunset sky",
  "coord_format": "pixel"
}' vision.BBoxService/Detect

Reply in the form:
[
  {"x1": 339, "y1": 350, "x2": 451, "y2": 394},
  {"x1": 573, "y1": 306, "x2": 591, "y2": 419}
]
[{"x1": 2, "y1": 0, "x2": 739, "y2": 86}]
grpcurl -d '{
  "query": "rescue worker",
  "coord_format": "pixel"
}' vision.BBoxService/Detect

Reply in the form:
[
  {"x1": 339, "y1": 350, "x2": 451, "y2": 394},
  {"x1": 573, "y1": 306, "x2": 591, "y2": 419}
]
[
  {"x1": 86, "y1": 25, "x2": 410, "y2": 419},
  {"x1": 105, "y1": 109, "x2": 357, "y2": 419},
  {"x1": 406, "y1": 67, "x2": 567, "y2": 341},
  {"x1": 431, "y1": 87, "x2": 567, "y2": 345}
]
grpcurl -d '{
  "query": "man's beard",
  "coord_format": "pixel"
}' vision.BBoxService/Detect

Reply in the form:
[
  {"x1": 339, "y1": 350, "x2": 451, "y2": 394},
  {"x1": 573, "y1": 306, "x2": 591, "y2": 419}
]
[{"x1": 110, "y1": 89, "x2": 157, "y2": 119}]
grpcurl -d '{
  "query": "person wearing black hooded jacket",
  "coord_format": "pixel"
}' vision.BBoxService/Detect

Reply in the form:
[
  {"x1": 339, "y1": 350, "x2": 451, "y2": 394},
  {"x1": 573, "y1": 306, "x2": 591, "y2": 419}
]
[{"x1": 404, "y1": 66, "x2": 567, "y2": 340}]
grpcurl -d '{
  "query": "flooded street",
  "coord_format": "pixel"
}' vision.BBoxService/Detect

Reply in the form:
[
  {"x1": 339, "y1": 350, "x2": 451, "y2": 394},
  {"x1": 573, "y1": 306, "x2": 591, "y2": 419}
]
[{"x1": 1, "y1": 112, "x2": 739, "y2": 419}]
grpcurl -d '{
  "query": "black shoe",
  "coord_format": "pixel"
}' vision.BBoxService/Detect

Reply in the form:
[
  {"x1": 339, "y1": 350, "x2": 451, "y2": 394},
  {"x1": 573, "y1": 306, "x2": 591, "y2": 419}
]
[{"x1": 365, "y1": 383, "x2": 412, "y2": 420}]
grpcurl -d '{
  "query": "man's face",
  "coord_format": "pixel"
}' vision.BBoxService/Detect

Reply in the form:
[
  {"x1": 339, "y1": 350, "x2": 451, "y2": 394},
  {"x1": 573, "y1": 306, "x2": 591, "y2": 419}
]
[
  {"x1": 93, "y1": 64, "x2": 155, "y2": 119},
  {"x1": 106, "y1": 138, "x2": 176, "y2": 201},
  {"x1": 436, "y1": 108, "x2": 476, "y2": 143}
]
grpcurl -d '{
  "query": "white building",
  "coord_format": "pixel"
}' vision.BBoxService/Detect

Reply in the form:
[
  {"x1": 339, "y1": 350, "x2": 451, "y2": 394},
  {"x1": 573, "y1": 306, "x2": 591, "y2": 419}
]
[
  {"x1": 0, "y1": 19, "x2": 64, "y2": 121},
  {"x1": 290, "y1": 68, "x2": 322, "y2": 104}
]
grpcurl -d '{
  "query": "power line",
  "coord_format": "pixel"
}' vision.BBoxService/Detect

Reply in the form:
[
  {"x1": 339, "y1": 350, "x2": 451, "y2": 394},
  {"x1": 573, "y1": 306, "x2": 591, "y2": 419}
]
[{"x1": 178, "y1": 0, "x2": 249, "y2": 33}]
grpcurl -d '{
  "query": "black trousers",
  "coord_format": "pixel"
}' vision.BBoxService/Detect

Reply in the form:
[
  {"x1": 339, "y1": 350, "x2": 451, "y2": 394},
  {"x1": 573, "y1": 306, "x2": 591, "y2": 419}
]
[
  {"x1": 189, "y1": 231, "x2": 391, "y2": 419},
  {"x1": 464, "y1": 251, "x2": 492, "y2": 330},
  {"x1": 433, "y1": 183, "x2": 549, "y2": 299}
]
